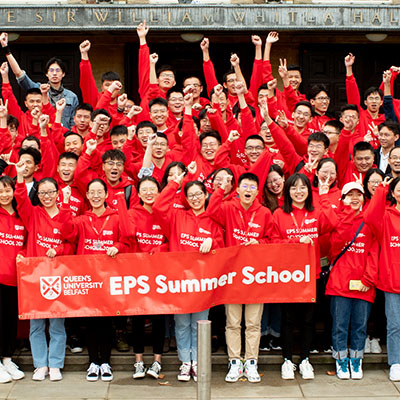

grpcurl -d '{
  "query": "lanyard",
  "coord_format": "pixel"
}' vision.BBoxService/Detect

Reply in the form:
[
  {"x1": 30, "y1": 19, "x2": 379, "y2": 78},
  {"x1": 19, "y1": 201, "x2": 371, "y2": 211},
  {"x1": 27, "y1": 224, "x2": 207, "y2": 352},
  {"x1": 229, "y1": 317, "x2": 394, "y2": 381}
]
[
  {"x1": 290, "y1": 211, "x2": 308, "y2": 232},
  {"x1": 89, "y1": 215, "x2": 110, "y2": 249}
]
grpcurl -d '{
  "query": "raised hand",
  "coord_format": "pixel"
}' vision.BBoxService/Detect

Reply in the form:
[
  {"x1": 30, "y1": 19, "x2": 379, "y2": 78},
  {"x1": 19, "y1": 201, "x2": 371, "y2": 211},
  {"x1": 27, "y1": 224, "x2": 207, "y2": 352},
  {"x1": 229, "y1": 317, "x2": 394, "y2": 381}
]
[
  {"x1": 79, "y1": 40, "x2": 91, "y2": 54},
  {"x1": 344, "y1": 53, "x2": 355, "y2": 68},
  {"x1": 266, "y1": 31, "x2": 279, "y2": 44},
  {"x1": 200, "y1": 38, "x2": 209, "y2": 52},
  {"x1": 0, "y1": 32, "x2": 8, "y2": 48},
  {"x1": 251, "y1": 35, "x2": 262, "y2": 46},
  {"x1": 62, "y1": 185, "x2": 71, "y2": 203},
  {"x1": 228, "y1": 130, "x2": 240, "y2": 143},
  {"x1": 230, "y1": 53, "x2": 240, "y2": 68},
  {"x1": 136, "y1": 20, "x2": 149, "y2": 39},
  {"x1": 149, "y1": 53, "x2": 158, "y2": 65},
  {"x1": 187, "y1": 161, "x2": 197, "y2": 175}
]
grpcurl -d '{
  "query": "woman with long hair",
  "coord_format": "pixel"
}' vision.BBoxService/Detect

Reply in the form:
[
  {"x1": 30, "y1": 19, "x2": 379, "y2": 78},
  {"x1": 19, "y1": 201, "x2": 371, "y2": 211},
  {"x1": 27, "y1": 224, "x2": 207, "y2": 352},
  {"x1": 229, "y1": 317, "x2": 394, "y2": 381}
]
[{"x1": 262, "y1": 164, "x2": 285, "y2": 213}]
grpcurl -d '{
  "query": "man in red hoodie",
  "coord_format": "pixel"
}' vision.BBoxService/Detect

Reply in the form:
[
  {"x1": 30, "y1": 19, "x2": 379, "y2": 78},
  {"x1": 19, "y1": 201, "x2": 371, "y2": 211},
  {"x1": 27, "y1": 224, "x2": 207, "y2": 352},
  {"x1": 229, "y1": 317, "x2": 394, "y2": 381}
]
[{"x1": 208, "y1": 172, "x2": 273, "y2": 384}]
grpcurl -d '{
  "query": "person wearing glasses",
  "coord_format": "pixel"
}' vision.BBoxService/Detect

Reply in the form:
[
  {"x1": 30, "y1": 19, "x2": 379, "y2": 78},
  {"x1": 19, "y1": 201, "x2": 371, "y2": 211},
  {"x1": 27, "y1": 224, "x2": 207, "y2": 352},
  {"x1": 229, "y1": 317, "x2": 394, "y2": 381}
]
[
  {"x1": 14, "y1": 162, "x2": 72, "y2": 382},
  {"x1": 153, "y1": 172, "x2": 224, "y2": 383},
  {"x1": 309, "y1": 84, "x2": 334, "y2": 133}
]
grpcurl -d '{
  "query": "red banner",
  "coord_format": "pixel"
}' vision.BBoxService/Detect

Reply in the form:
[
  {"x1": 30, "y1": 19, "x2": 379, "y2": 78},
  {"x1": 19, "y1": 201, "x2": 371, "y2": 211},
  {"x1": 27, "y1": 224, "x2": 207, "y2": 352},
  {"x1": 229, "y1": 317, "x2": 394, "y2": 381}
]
[{"x1": 17, "y1": 244, "x2": 316, "y2": 319}]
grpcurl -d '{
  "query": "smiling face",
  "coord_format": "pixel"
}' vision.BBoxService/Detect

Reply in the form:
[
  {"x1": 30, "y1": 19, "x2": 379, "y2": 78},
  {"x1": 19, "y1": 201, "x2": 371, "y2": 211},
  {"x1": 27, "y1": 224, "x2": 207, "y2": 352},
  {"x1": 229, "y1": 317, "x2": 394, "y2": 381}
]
[
  {"x1": 186, "y1": 184, "x2": 206, "y2": 212},
  {"x1": 168, "y1": 92, "x2": 184, "y2": 115},
  {"x1": 183, "y1": 77, "x2": 203, "y2": 100},
  {"x1": 266, "y1": 171, "x2": 284, "y2": 195},
  {"x1": 152, "y1": 137, "x2": 169, "y2": 160},
  {"x1": 310, "y1": 91, "x2": 330, "y2": 115},
  {"x1": 289, "y1": 178, "x2": 309, "y2": 207},
  {"x1": 237, "y1": 178, "x2": 259, "y2": 209},
  {"x1": 137, "y1": 126, "x2": 155, "y2": 148},
  {"x1": 354, "y1": 150, "x2": 374, "y2": 173},
  {"x1": 37, "y1": 181, "x2": 58, "y2": 209},
  {"x1": 288, "y1": 70, "x2": 302, "y2": 91},
  {"x1": 364, "y1": 91, "x2": 383, "y2": 114},
  {"x1": 213, "y1": 170, "x2": 233, "y2": 195},
  {"x1": 150, "y1": 104, "x2": 168, "y2": 129},
  {"x1": 344, "y1": 189, "x2": 364, "y2": 211},
  {"x1": 316, "y1": 161, "x2": 337, "y2": 187},
  {"x1": 102, "y1": 158, "x2": 124, "y2": 185},
  {"x1": 292, "y1": 105, "x2": 312, "y2": 130},
  {"x1": 367, "y1": 172, "x2": 383, "y2": 196},
  {"x1": 307, "y1": 140, "x2": 328, "y2": 162},
  {"x1": 223, "y1": 73, "x2": 237, "y2": 96},
  {"x1": 167, "y1": 165, "x2": 185, "y2": 186},
  {"x1": 24, "y1": 94, "x2": 42, "y2": 112},
  {"x1": 64, "y1": 134, "x2": 83, "y2": 156},
  {"x1": 244, "y1": 138, "x2": 264, "y2": 164},
  {"x1": 200, "y1": 136, "x2": 220, "y2": 162},
  {"x1": 19, "y1": 154, "x2": 38, "y2": 180},
  {"x1": 86, "y1": 181, "x2": 108, "y2": 210},
  {"x1": 378, "y1": 126, "x2": 399, "y2": 150},
  {"x1": 158, "y1": 70, "x2": 176, "y2": 91},
  {"x1": 138, "y1": 180, "x2": 159, "y2": 206},
  {"x1": 57, "y1": 157, "x2": 77, "y2": 185},
  {"x1": 0, "y1": 182, "x2": 14, "y2": 209},
  {"x1": 389, "y1": 148, "x2": 400, "y2": 176}
]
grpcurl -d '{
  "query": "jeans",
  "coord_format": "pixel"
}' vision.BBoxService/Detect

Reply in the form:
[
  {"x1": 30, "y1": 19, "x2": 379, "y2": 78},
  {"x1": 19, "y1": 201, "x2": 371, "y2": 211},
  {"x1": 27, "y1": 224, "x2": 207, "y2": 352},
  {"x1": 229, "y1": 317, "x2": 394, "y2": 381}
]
[
  {"x1": 261, "y1": 304, "x2": 281, "y2": 337},
  {"x1": 174, "y1": 309, "x2": 209, "y2": 363},
  {"x1": 385, "y1": 291, "x2": 400, "y2": 365},
  {"x1": 330, "y1": 296, "x2": 371, "y2": 360},
  {"x1": 30, "y1": 318, "x2": 66, "y2": 368}
]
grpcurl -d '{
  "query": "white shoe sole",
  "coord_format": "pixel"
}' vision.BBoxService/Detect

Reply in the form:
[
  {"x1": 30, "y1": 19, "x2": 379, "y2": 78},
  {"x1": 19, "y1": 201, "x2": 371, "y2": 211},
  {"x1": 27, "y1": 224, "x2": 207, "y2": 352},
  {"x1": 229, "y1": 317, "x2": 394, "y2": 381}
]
[
  {"x1": 147, "y1": 370, "x2": 159, "y2": 379},
  {"x1": 86, "y1": 376, "x2": 99, "y2": 382},
  {"x1": 101, "y1": 376, "x2": 113, "y2": 382},
  {"x1": 133, "y1": 372, "x2": 146, "y2": 379},
  {"x1": 178, "y1": 375, "x2": 191, "y2": 382}
]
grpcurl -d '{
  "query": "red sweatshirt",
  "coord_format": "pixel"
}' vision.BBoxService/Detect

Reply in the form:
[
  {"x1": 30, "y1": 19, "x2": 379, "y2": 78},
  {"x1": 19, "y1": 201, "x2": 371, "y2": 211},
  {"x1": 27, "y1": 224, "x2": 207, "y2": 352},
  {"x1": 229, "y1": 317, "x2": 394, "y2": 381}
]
[
  {"x1": 0, "y1": 207, "x2": 26, "y2": 286},
  {"x1": 364, "y1": 185, "x2": 400, "y2": 294},
  {"x1": 79, "y1": 59, "x2": 101, "y2": 109},
  {"x1": 55, "y1": 176, "x2": 87, "y2": 217},
  {"x1": 207, "y1": 187, "x2": 273, "y2": 246},
  {"x1": 153, "y1": 181, "x2": 224, "y2": 252},
  {"x1": 59, "y1": 206, "x2": 128, "y2": 255},
  {"x1": 14, "y1": 182, "x2": 69, "y2": 257},
  {"x1": 326, "y1": 207, "x2": 378, "y2": 302}
]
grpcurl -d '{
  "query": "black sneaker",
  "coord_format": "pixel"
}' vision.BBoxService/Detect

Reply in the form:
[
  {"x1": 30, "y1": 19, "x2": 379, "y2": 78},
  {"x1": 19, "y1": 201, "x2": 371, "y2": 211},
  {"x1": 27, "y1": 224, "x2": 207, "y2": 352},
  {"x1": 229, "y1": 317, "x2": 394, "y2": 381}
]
[
  {"x1": 269, "y1": 336, "x2": 282, "y2": 351},
  {"x1": 67, "y1": 336, "x2": 83, "y2": 353},
  {"x1": 115, "y1": 331, "x2": 130, "y2": 352},
  {"x1": 259, "y1": 335, "x2": 271, "y2": 351}
]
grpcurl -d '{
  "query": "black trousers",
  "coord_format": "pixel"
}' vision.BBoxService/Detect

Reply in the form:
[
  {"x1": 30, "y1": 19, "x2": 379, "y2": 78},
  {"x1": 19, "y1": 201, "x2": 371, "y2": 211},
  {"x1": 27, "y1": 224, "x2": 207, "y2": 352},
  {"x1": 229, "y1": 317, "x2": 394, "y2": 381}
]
[
  {"x1": 132, "y1": 315, "x2": 165, "y2": 355},
  {"x1": 0, "y1": 284, "x2": 18, "y2": 357},
  {"x1": 281, "y1": 303, "x2": 315, "y2": 361},
  {"x1": 87, "y1": 317, "x2": 113, "y2": 365}
]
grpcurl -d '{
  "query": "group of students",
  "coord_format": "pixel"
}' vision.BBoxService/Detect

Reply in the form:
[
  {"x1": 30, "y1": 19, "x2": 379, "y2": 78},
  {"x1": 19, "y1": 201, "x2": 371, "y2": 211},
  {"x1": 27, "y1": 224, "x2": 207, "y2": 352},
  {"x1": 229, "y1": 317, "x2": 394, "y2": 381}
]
[{"x1": 0, "y1": 24, "x2": 400, "y2": 386}]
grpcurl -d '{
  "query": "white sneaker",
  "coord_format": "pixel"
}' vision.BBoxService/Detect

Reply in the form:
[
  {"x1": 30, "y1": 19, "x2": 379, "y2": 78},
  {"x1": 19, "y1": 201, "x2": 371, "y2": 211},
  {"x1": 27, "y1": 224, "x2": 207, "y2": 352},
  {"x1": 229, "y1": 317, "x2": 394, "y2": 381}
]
[
  {"x1": 350, "y1": 358, "x2": 363, "y2": 379},
  {"x1": 225, "y1": 359, "x2": 244, "y2": 383},
  {"x1": 0, "y1": 362, "x2": 12, "y2": 383},
  {"x1": 86, "y1": 363, "x2": 100, "y2": 382},
  {"x1": 244, "y1": 359, "x2": 261, "y2": 383},
  {"x1": 299, "y1": 358, "x2": 314, "y2": 380},
  {"x1": 32, "y1": 366, "x2": 48, "y2": 381},
  {"x1": 49, "y1": 367, "x2": 62, "y2": 381},
  {"x1": 191, "y1": 361, "x2": 197, "y2": 382},
  {"x1": 370, "y1": 338, "x2": 382, "y2": 354},
  {"x1": 281, "y1": 359, "x2": 296, "y2": 380},
  {"x1": 100, "y1": 363, "x2": 113, "y2": 382},
  {"x1": 336, "y1": 358, "x2": 350, "y2": 380},
  {"x1": 390, "y1": 364, "x2": 400, "y2": 381},
  {"x1": 2, "y1": 359, "x2": 24, "y2": 381},
  {"x1": 147, "y1": 361, "x2": 161, "y2": 379},
  {"x1": 177, "y1": 362, "x2": 191, "y2": 382},
  {"x1": 133, "y1": 361, "x2": 146, "y2": 379},
  {"x1": 364, "y1": 336, "x2": 371, "y2": 353}
]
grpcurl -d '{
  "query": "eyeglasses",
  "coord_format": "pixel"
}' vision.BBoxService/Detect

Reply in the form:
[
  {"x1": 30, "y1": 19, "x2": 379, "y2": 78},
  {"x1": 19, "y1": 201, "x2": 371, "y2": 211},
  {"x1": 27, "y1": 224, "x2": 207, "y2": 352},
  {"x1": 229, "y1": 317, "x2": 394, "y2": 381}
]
[
  {"x1": 38, "y1": 189, "x2": 58, "y2": 197},
  {"x1": 159, "y1": 73, "x2": 174, "y2": 79},
  {"x1": 201, "y1": 143, "x2": 218, "y2": 149},
  {"x1": 87, "y1": 190, "x2": 106, "y2": 197},
  {"x1": 104, "y1": 161, "x2": 124, "y2": 168},
  {"x1": 184, "y1": 83, "x2": 201, "y2": 88},
  {"x1": 315, "y1": 96, "x2": 330, "y2": 102},
  {"x1": 48, "y1": 68, "x2": 62, "y2": 73},
  {"x1": 367, "y1": 96, "x2": 381, "y2": 101},
  {"x1": 139, "y1": 188, "x2": 158, "y2": 194},
  {"x1": 245, "y1": 146, "x2": 264, "y2": 152},
  {"x1": 187, "y1": 191, "x2": 204, "y2": 200},
  {"x1": 150, "y1": 109, "x2": 168, "y2": 115},
  {"x1": 240, "y1": 184, "x2": 257, "y2": 191},
  {"x1": 267, "y1": 177, "x2": 283, "y2": 186},
  {"x1": 294, "y1": 110, "x2": 311, "y2": 117},
  {"x1": 368, "y1": 180, "x2": 382, "y2": 186},
  {"x1": 308, "y1": 144, "x2": 324, "y2": 150}
]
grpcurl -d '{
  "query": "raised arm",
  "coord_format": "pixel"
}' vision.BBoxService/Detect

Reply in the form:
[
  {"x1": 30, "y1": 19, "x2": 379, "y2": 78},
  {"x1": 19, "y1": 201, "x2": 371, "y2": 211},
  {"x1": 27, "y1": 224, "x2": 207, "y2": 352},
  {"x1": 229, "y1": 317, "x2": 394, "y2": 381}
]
[
  {"x1": 201, "y1": 38, "x2": 219, "y2": 96},
  {"x1": 344, "y1": 53, "x2": 361, "y2": 110}
]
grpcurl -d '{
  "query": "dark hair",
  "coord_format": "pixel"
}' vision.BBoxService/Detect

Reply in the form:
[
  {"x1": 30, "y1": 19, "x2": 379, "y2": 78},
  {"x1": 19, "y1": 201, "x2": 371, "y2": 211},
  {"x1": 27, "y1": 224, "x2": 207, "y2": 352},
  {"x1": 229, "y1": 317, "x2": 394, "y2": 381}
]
[
  {"x1": 238, "y1": 172, "x2": 259, "y2": 188},
  {"x1": 222, "y1": 70, "x2": 235, "y2": 83},
  {"x1": 199, "y1": 130, "x2": 221, "y2": 145},
  {"x1": 389, "y1": 176, "x2": 400, "y2": 205},
  {"x1": 166, "y1": 88, "x2": 183, "y2": 101},
  {"x1": 378, "y1": 120, "x2": 400, "y2": 137},
  {"x1": 45, "y1": 57, "x2": 66, "y2": 74},
  {"x1": 7, "y1": 114, "x2": 19, "y2": 130},
  {"x1": 184, "y1": 180, "x2": 207, "y2": 197},
  {"x1": 178, "y1": 115, "x2": 200, "y2": 131},
  {"x1": 87, "y1": 178, "x2": 107, "y2": 193},
  {"x1": 136, "y1": 120, "x2": 157, "y2": 134},
  {"x1": 101, "y1": 149, "x2": 126, "y2": 163},
  {"x1": 149, "y1": 97, "x2": 168, "y2": 110},
  {"x1": 294, "y1": 101, "x2": 313, "y2": 115},
  {"x1": 91, "y1": 108, "x2": 112, "y2": 123},
  {"x1": 58, "y1": 152, "x2": 79, "y2": 163},
  {"x1": 18, "y1": 147, "x2": 41, "y2": 165},
  {"x1": 110, "y1": 125, "x2": 128, "y2": 137},
  {"x1": 283, "y1": 173, "x2": 314, "y2": 214},
  {"x1": 245, "y1": 135, "x2": 265, "y2": 146},
  {"x1": 308, "y1": 131, "x2": 330, "y2": 149},
  {"x1": 312, "y1": 158, "x2": 337, "y2": 188},
  {"x1": 212, "y1": 168, "x2": 236, "y2": 188},
  {"x1": 262, "y1": 164, "x2": 284, "y2": 212},
  {"x1": 364, "y1": 87, "x2": 383, "y2": 101},
  {"x1": 324, "y1": 119, "x2": 344, "y2": 133},
  {"x1": 309, "y1": 84, "x2": 329, "y2": 100},
  {"x1": 287, "y1": 64, "x2": 302, "y2": 73},
  {"x1": 64, "y1": 131, "x2": 84, "y2": 143},
  {"x1": 37, "y1": 177, "x2": 58, "y2": 192},
  {"x1": 183, "y1": 76, "x2": 202, "y2": 87},
  {"x1": 21, "y1": 135, "x2": 41, "y2": 150},
  {"x1": 156, "y1": 132, "x2": 168, "y2": 143},
  {"x1": 363, "y1": 168, "x2": 385, "y2": 199},
  {"x1": 198, "y1": 108, "x2": 208, "y2": 121},
  {"x1": 0, "y1": 176, "x2": 18, "y2": 216},
  {"x1": 137, "y1": 176, "x2": 160, "y2": 202},
  {"x1": 157, "y1": 64, "x2": 176, "y2": 77},
  {"x1": 257, "y1": 83, "x2": 269, "y2": 94},
  {"x1": 161, "y1": 161, "x2": 187, "y2": 190},
  {"x1": 101, "y1": 71, "x2": 120, "y2": 83},
  {"x1": 209, "y1": 86, "x2": 228, "y2": 100},
  {"x1": 233, "y1": 104, "x2": 256, "y2": 119},
  {"x1": 74, "y1": 103, "x2": 93, "y2": 115},
  {"x1": 353, "y1": 141, "x2": 374, "y2": 157},
  {"x1": 340, "y1": 104, "x2": 359, "y2": 115},
  {"x1": 25, "y1": 88, "x2": 41, "y2": 99}
]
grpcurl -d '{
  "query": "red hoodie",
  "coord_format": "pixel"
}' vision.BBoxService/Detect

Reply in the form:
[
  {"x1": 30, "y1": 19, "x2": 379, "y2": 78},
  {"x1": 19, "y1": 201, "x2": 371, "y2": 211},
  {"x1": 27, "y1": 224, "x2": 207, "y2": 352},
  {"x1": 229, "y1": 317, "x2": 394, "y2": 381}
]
[
  {"x1": 59, "y1": 206, "x2": 128, "y2": 255},
  {"x1": 0, "y1": 207, "x2": 26, "y2": 286},
  {"x1": 14, "y1": 182, "x2": 70, "y2": 257},
  {"x1": 153, "y1": 181, "x2": 224, "y2": 252},
  {"x1": 364, "y1": 185, "x2": 400, "y2": 294},
  {"x1": 326, "y1": 207, "x2": 378, "y2": 303},
  {"x1": 207, "y1": 187, "x2": 273, "y2": 246}
]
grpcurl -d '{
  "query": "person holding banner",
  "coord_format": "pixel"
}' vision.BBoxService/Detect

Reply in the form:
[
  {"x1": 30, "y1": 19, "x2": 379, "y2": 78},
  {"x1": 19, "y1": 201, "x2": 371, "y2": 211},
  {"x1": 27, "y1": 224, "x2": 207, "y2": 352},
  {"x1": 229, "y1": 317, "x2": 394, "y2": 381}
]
[
  {"x1": 59, "y1": 178, "x2": 129, "y2": 382},
  {"x1": 0, "y1": 176, "x2": 26, "y2": 383},
  {"x1": 14, "y1": 162, "x2": 72, "y2": 382},
  {"x1": 272, "y1": 172, "x2": 336, "y2": 380},
  {"x1": 117, "y1": 176, "x2": 167, "y2": 380},
  {"x1": 326, "y1": 181, "x2": 378, "y2": 380},
  {"x1": 207, "y1": 171, "x2": 273, "y2": 383},
  {"x1": 153, "y1": 173, "x2": 224, "y2": 382},
  {"x1": 364, "y1": 176, "x2": 400, "y2": 381}
]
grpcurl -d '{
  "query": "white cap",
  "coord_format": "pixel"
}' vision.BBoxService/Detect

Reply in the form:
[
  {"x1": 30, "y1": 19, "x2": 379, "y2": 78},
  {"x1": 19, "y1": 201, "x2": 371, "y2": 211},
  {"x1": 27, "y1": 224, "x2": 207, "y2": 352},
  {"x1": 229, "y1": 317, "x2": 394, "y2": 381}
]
[{"x1": 341, "y1": 181, "x2": 365, "y2": 196}]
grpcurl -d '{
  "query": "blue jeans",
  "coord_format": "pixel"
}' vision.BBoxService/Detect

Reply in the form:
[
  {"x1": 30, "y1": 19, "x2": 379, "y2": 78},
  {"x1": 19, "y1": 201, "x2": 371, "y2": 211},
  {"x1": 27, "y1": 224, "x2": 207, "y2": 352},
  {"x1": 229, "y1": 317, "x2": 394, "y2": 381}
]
[
  {"x1": 385, "y1": 292, "x2": 400, "y2": 366},
  {"x1": 261, "y1": 304, "x2": 281, "y2": 337},
  {"x1": 330, "y1": 296, "x2": 371, "y2": 360},
  {"x1": 30, "y1": 318, "x2": 66, "y2": 368},
  {"x1": 174, "y1": 310, "x2": 209, "y2": 363}
]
